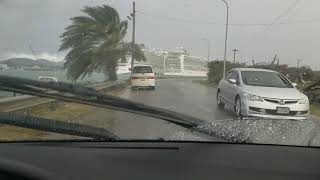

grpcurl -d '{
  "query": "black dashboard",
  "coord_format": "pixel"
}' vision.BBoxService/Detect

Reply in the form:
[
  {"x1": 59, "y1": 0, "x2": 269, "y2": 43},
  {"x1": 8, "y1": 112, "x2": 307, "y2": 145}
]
[{"x1": 0, "y1": 141, "x2": 319, "y2": 180}]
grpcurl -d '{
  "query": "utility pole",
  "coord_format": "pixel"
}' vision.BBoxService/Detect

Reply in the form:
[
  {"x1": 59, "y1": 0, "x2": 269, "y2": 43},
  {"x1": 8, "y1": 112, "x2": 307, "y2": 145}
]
[
  {"x1": 294, "y1": 59, "x2": 303, "y2": 82},
  {"x1": 252, "y1": 59, "x2": 256, "y2": 67},
  {"x1": 130, "y1": 1, "x2": 136, "y2": 76},
  {"x1": 232, "y1": 49, "x2": 238, "y2": 64},
  {"x1": 297, "y1": 59, "x2": 302, "y2": 69},
  {"x1": 163, "y1": 55, "x2": 167, "y2": 73},
  {"x1": 207, "y1": 41, "x2": 211, "y2": 65}
]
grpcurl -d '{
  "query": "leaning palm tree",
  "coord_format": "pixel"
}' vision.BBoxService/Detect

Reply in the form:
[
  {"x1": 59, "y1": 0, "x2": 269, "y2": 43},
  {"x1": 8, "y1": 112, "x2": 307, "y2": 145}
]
[{"x1": 59, "y1": 5, "x2": 146, "y2": 81}]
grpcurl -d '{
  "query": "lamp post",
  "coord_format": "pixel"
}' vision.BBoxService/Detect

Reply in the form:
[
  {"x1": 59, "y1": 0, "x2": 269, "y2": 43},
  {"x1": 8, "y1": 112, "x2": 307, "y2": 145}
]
[
  {"x1": 127, "y1": 1, "x2": 136, "y2": 76},
  {"x1": 220, "y1": 0, "x2": 229, "y2": 77},
  {"x1": 201, "y1": 38, "x2": 211, "y2": 65}
]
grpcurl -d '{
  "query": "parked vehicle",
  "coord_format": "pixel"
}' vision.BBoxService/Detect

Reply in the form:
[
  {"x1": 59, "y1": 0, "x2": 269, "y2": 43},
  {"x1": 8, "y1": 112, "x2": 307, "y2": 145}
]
[
  {"x1": 0, "y1": 64, "x2": 9, "y2": 70},
  {"x1": 131, "y1": 65, "x2": 155, "y2": 89},
  {"x1": 38, "y1": 76, "x2": 58, "y2": 83},
  {"x1": 217, "y1": 68, "x2": 309, "y2": 120}
]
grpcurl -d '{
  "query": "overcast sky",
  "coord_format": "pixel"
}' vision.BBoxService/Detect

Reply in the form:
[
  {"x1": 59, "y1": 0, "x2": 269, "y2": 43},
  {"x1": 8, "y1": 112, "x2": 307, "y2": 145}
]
[{"x1": 0, "y1": 0, "x2": 319, "y2": 69}]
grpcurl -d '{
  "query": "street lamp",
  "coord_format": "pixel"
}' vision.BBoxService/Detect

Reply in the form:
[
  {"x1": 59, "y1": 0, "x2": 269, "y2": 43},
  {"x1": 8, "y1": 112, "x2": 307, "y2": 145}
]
[
  {"x1": 220, "y1": 0, "x2": 229, "y2": 77},
  {"x1": 127, "y1": 1, "x2": 136, "y2": 76},
  {"x1": 201, "y1": 38, "x2": 211, "y2": 65}
]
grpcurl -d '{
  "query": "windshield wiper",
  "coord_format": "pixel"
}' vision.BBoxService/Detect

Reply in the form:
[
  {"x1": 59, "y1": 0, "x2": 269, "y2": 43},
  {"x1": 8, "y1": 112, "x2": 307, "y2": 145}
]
[
  {"x1": 0, "y1": 112, "x2": 119, "y2": 141},
  {"x1": 0, "y1": 75, "x2": 202, "y2": 128},
  {"x1": 0, "y1": 75, "x2": 250, "y2": 143}
]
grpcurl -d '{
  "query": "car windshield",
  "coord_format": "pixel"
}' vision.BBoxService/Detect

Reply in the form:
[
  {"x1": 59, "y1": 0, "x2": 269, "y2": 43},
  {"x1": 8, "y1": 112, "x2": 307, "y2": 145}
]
[
  {"x1": 133, "y1": 66, "x2": 153, "y2": 73},
  {"x1": 241, "y1": 71, "x2": 293, "y2": 88},
  {"x1": 0, "y1": 0, "x2": 319, "y2": 147}
]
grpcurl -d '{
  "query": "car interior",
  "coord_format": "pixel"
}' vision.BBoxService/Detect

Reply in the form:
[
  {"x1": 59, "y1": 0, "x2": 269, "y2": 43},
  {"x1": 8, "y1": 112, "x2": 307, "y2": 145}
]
[{"x1": 0, "y1": 141, "x2": 319, "y2": 180}]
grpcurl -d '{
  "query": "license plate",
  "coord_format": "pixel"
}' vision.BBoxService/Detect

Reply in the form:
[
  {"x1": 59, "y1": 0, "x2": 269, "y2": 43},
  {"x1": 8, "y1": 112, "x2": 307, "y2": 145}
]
[{"x1": 276, "y1": 107, "x2": 290, "y2": 114}]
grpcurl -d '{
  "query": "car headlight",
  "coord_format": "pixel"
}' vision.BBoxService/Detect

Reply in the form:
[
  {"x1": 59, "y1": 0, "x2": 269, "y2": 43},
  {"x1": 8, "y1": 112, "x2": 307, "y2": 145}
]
[
  {"x1": 299, "y1": 98, "x2": 309, "y2": 104},
  {"x1": 243, "y1": 93, "x2": 263, "y2": 101}
]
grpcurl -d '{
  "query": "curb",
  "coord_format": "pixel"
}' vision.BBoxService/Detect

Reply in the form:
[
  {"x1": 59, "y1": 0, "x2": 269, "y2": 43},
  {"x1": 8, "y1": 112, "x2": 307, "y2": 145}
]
[
  {"x1": 311, "y1": 115, "x2": 320, "y2": 121},
  {"x1": 0, "y1": 80, "x2": 129, "y2": 113}
]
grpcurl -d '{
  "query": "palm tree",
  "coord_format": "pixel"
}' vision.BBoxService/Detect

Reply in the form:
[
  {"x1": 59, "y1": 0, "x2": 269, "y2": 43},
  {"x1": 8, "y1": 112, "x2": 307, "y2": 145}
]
[{"x1": 59, "y1": 5, "x2": 146, "y2": 81}]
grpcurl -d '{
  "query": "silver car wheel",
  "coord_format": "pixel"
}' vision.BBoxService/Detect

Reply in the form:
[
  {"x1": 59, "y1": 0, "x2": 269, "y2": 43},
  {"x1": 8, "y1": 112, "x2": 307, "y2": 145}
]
[
  {"x1": 217, "y1": 90, "x2": 225, "y2": 109},
  {"x1": 217, "y1": 91, "x2": 221, "y2": 104},
  {"x1": 235, "y1": 98, "x2": 241, "y2": 117}
]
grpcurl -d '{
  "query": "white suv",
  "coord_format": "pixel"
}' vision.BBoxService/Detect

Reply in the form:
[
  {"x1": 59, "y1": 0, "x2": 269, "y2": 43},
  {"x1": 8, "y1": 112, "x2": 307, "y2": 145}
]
[{"x1": 131, "y1": 65, "x2": 155, "y2": 90}]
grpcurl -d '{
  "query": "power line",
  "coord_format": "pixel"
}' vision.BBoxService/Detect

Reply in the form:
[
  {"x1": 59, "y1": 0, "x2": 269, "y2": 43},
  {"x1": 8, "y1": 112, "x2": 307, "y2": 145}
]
[
  {"x1": 277, "y1": 18, "x2": 320, "y2": 24},
  {"x1": 239, "y1": 0, "x2": 303, "y2": 61},
  {"x1": 137, "y1": 8, "x2": 320, "y2": 27},
  {"x1": 136, "y1": 11, "x2": 219, "y2": 25},
  {"x1": 267, "y1": 0, "x2": 301, "y2": 28}
]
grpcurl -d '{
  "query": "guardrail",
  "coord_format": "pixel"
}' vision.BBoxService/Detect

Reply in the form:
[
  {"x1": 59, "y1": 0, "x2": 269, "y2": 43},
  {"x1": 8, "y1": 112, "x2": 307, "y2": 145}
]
[
  {"x1": 0, "y1": 74, "x2": 205, "y2": 112},
  {"x1": 0, "y1": 80, "x2": 129, "y2": 113},
  {"x1": 88, "y1": 80, "x2": 128, "y2": 91},
  {"x1": 156, "y1": 75, "x2": 207, "y2": 80}
]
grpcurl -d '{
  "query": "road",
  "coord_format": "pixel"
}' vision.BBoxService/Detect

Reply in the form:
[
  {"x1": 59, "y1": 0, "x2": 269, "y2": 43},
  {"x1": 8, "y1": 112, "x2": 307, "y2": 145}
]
[
  {"x1": 40, "y1": 79, "x2": 320, "y2": 146},
  {"x1": 76, "y1": 79, "x2": 239, "y2": 140},
  {"x1": 120, "y1": 80, "x2": 232, "y2": 121},
  {"x1": 72, "y1": 79, "x2": 320, "y2": 145}
]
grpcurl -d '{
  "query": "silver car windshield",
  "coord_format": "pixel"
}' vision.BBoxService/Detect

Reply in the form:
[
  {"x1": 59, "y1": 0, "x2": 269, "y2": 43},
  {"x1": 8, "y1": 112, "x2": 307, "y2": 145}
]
[
  {"x1": 241, "y1": 71, "x2": 293, "y2": 88},
  {"x1": 133, "y1": 66, "x2": 153, "y2": 73}
]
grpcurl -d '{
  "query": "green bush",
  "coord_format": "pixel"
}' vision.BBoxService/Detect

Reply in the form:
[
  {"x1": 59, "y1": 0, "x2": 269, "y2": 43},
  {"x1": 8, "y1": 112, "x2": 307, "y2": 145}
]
[
  {"x1": 207, "y1": 61, "x2": 243, "y2": 84},
  {"x1": 207, "y1": 61, "x2": 317, "y2": 85}
]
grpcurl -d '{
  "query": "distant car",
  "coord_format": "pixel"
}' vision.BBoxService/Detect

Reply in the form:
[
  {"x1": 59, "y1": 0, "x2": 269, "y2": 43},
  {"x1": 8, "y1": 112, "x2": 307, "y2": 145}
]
[
  {"x1": 131, "y1": 65, "x2": 155, "y2": 90},
  {"x1": 38, "y1": 76, "x2": 58, "y2": 83},
  {"x1": 217, "y1": 68, "x2": 309, "y2": 120}
]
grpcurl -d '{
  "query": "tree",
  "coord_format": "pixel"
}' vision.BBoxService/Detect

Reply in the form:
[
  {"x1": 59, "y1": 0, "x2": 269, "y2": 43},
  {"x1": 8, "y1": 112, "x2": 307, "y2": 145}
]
[
  {"x1": 59, "y1": 5, "x2": 146, "y2": 81},
  {"x1": 139, "y1": 43, "x2": 146, "y2": 49},
  {"x1": 207, "y1": 61, "x2": 244, "y2": 84}
]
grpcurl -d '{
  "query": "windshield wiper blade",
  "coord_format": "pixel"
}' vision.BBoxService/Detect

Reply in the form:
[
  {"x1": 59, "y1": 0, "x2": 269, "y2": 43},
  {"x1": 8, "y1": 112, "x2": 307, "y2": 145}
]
[
  {"x1": 0, "y1": 112, "x2": 119, "y2": 141},
  {"x1": 0, "y1": 75, "x2": 202, "y2": 128},
  {"x1": 0, "y1": 75, "x2": 249, "y2": 143}
]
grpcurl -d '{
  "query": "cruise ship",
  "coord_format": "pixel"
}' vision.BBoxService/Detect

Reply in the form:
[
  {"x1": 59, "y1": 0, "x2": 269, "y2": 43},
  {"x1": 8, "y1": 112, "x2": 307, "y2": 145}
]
[{"x1": 0, "y1": 64, "x2": 9, "y2": 70}]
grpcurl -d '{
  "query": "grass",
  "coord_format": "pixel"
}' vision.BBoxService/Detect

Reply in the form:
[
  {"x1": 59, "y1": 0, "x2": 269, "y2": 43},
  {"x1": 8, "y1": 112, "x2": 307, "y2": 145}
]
[
  {"x1": 29, "y1": 102, "x2": 93, "y2": 121},
  {"x1": 0, "y1": 83, "x2": 129, "y2": 141},
  {"x1": 0, "y1": 126, "x2": 46, "y2": 141},
  {"x1": 0, "y1": 102, "x2": 93, "y2": 141},
  {"x1": 310, "y1": 103, "x2": 320, "y2": 117}
]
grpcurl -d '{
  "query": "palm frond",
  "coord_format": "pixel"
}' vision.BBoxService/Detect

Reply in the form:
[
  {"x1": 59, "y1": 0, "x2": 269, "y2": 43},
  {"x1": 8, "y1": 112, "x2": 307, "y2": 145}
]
[{"x1": 59, "y1": 5, "x2": 145, "y2": 81}]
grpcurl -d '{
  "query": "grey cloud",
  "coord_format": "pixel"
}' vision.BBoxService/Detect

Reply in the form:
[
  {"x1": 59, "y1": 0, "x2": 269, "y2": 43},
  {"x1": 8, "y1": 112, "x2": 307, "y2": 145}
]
[{"x1": 0, "y1": 0, "x2": 319, "y2": 69}]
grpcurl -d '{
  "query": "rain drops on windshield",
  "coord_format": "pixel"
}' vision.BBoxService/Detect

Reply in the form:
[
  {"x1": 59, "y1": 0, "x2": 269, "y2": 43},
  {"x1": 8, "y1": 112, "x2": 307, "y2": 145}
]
[{"x1": 0, "y1": 0, "x2": 319, "y2": 146}]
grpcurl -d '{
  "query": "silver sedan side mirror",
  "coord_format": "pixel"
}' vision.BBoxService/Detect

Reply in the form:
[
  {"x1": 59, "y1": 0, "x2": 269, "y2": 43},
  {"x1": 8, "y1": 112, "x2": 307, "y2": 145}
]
[
  {"x1": 292, "y1": 83, "x2": 297, "y2": 87},
  {"x1": 228, "y1": 79, "x2": 237, "y2": 84}
]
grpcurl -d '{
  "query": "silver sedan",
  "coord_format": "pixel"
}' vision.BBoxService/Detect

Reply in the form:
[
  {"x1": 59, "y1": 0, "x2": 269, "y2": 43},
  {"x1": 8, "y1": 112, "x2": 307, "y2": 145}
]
[{"x1": 217, "y1": 68, "x2": 309, "y2": 120}]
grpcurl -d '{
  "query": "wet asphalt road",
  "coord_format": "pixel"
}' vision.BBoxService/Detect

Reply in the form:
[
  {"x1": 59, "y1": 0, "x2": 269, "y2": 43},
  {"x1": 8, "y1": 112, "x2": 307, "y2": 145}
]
[
  {"x1": 47, "y1": 79, "x2": 320, "y2": 144},
  {"x1": 96, "y1": 79, "x2": 238, "y2": 139},
  {"x1": 120, "y1": 79, "x2": 233, "y2": 121},
  {"x1": 43, "y1": 79, "x2": 320, "y2": 143}
]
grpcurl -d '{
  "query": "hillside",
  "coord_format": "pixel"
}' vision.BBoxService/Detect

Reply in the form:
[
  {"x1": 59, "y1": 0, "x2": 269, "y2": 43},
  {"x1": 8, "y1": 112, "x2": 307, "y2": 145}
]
[{"x1": 0, "y1": 58, "x2": 63, "y2": 70}]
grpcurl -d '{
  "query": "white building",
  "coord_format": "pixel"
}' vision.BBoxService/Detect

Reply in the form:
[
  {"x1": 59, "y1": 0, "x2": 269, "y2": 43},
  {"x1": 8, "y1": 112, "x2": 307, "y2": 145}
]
[{"x1": 0, "y1": 64, "x2": 9, "y2": 70}]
